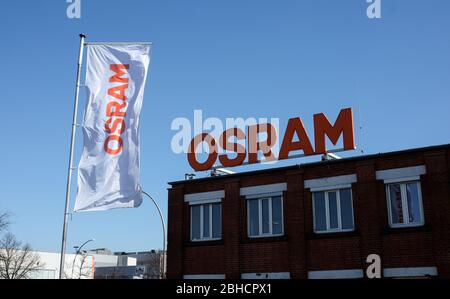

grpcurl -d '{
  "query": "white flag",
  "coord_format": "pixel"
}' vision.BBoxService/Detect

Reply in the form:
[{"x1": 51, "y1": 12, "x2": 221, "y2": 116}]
[{"x1": 74, "y1": 44, "x2": 151, "y2": 212}]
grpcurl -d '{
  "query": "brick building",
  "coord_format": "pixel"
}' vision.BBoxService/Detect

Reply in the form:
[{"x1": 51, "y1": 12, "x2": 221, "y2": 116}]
[{"x1": 166, "y1": 144, "x2": 450, "y2": 279}]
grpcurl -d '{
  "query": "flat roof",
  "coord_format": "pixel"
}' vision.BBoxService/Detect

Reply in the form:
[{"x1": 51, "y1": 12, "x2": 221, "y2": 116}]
[{"x1": 168, "y1": 143, "x2": 450, "y2": 186}]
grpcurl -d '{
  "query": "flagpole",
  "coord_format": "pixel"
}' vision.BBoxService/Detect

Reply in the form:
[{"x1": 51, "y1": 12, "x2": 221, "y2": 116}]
[
  {"x1": 59, "y1": 33, "x2": 86, "y2": 279},
  {"x1": 142, "y1": 191, "x2": 167, "y2": 279}
]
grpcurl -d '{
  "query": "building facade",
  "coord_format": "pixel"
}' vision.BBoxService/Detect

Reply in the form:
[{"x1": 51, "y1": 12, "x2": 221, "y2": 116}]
[
  {"x1": 114, "y1": 250, "x2": 165, "y2": 279},
  {"x1": 85, "y1": 249, "x2": 164, "y2": 279},
  {"x1": 167, "y1": 144, "x2": 450, "y2": 279}
]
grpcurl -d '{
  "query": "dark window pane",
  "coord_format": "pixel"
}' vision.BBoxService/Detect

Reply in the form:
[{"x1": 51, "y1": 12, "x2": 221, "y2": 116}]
[
  {"x1": 272, "y1": 196, "x2": 283, "y2": 235},
  {"x1": 191, "y1": 206, "x2": 201, "y2": 240},
  {"x1": 314, "y1": 192, "x2": 327, "y2": 231},
  {"x1": 248, "y1": 199, "x2": 259, "y2": 236},
  {"x1": 212, "y1": 203, "x2": 221, "y2": 239},
  {"x1": 340, "y1": 189, "x2": 354, "y2": 230},
  {"x1": 328, "y1": 192, "x2": 339, "y2": 229},
  {"x1": 262, "y1": 199, "x2": 270, "y2": 234},
  {"x1": 406, "y1": 183, "x2": 422, "y2": 224},
  {"x1": 203, "y1": 204, "x2": 210, "y2": 238},
  {"x1": 389, "y1": 184, "x2": 403, "y2": 224}
]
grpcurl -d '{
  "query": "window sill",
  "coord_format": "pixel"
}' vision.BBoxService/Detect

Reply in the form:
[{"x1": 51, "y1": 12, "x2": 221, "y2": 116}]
[
  {"x1": 381, "y1": 224, "x2": 431, "y2": 235},
  {"x1": 306, "y1": 229, "x2": 360, "y2": 240}
]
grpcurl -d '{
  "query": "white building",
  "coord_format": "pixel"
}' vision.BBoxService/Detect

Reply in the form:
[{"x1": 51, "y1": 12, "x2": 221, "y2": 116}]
[
  {"x1": 2, "y1": 251, "x2": 137, "y2": 279},
  {"x1": 17, "y1": 251, "x2": 95, "y2": 279},
  {"x1": 1, "y1": 248, "x2": 148, "y2": 279}
]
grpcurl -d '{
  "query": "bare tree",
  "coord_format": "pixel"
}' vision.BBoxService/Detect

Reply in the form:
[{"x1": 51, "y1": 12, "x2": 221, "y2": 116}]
[
  {"x1": 145, "y1": 251, "x2": 163, "y2": 279},
  {"x1": 61, "y1": 261, "x2": 75, "y2": 279},
  {"x1": 75, "y1": 253, "x2": 93, "y2": 279},
  {"x1": 0, "y1": 213, "x2": 9, "y2": 233},
  {"x1": 0, "y1": 233, "x2": 41, "y2": 279}
]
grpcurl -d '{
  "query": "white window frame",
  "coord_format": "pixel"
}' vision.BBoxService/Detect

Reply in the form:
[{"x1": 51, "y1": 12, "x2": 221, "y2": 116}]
[
  {"x1": 304, "y1": 174, "x2": 357, "y2": 191},
  {"x1": 247, "y1": 196, "x2": 284, "y2": 238},
  {"x1": 376, "y1": 165, "x2": 426, "y2": 182},
  {"x1": 386, "y1": 180, "x2": 424, "y2": 228},
  {"x1": 190, "y1": 203, "x2": 222, "y2": 242},
  {"x1": 185, "y1": 190, "x2": 224, "y2": 204},
  {"x1": 312, "y1": 189, "x2": 355, "y2": 234}
]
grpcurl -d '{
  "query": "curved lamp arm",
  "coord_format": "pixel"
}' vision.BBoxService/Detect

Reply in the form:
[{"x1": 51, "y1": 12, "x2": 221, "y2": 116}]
[
  {"x1": 142, "y1": 191, "x2": 167, "y2": 279},
  {"x1": 71, "y1": 238, "x2": 95, "y2": 279}
]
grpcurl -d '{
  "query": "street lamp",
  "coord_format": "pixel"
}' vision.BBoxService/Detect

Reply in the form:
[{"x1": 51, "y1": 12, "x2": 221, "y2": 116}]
[
  {"x1": 142, "y1": 191, "x2": 166, "y2": 279},
  {"x1": 71, "y1": 238, "x2": 95, "y2": 279}
]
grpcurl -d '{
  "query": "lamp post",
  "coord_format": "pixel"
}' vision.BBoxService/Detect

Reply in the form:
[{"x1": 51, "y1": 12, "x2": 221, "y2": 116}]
[
  {"x1": 141, "y1": 191, "x2": 166, "y2": 279},
  {"x1": 71, "y1": 238, "x2": 95, "y2": 279}
]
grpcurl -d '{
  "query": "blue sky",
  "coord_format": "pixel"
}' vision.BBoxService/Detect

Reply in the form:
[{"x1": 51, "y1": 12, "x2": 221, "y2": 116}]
[{"x1": 0, "y1": 0, "x2": 449, "y2": 253}]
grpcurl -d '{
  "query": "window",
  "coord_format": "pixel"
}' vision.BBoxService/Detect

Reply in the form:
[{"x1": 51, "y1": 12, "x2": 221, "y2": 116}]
[
  {"x1": 313, "y1": 188, "x2": 354, "y2": 233},
  {"x1": 247, "y1": 196, "x2": 284, "y2": 237},
  {"x1": 386, "y1": 181, "x2": 424, "y2": 227},
  {"x1": 191, "y1": 203, "x2": 221, "y2": 241},
  {"x1": 27, "y1": 269, "x2": 57, "y2": 279}
]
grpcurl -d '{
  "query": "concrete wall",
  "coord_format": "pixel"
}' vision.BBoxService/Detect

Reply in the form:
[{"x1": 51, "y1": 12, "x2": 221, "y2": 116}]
[
  {"x1": 0, "y1": 251, "x2": 133, "y2": 279},
  {"x1": 24, "y1": 251, "x2": 94, "y2": 279}
]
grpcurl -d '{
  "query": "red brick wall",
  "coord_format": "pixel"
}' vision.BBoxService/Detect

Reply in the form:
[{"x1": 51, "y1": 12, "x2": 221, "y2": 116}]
[
  {"x1": 166, "y1": 146, "x2": 450, "y2": 278},
  {"x1": 184, "y1": 245, "x2": 226, "y2": 274}
]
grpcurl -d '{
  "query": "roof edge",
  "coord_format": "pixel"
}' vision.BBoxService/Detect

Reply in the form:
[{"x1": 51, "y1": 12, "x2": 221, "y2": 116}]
[{"x1": 168, "y1": 143, "x2": 450, "y2": 186}]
